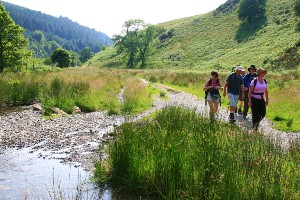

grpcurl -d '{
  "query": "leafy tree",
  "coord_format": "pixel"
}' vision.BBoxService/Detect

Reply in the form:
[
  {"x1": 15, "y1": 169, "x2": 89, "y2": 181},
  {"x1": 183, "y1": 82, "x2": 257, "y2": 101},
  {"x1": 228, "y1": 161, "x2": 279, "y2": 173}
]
[
  {"x1": 70, "y1": 51, "x2": 81, "y2": 67},
  {"x1": 113, "y1": 19, "x2": 159, "y2": 68},
  {"x1": 50, "y1": 48, "x2": 71, "y2": 68},
  {"x1": 113, "y1": 19, "x2": 143, "y2": 68},
  {"x1": 137, "y1": 25, "x2": 159, "y2": 66},
  {"x1": 238, "y1": 0, "x2": 266, "y2": 22},
  {"x1": 295, "y1": 0, "x2": 300, "y2": 16},
  {"x1": 32, "y1": 30, "x2": 45, "y2": 44},
  {"x1": 0, "y1": 2, "x2": 31, "y2": 73},
  {"x1": 79, "y1": 47, "x2": 94, "y2": 63}
]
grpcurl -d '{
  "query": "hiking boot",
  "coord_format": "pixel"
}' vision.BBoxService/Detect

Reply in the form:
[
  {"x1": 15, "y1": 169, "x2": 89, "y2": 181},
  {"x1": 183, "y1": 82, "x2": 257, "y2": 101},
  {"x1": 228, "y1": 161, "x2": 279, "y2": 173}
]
[
  {"x1": 238, "y1": 108, "x2": 243, "y2": 114},
  {"x1": 253, "y1": 123, "x2": 259, "y2": 131},
  {"x1": 229, "y1": 113, "x2": 236, "y2": 122}
]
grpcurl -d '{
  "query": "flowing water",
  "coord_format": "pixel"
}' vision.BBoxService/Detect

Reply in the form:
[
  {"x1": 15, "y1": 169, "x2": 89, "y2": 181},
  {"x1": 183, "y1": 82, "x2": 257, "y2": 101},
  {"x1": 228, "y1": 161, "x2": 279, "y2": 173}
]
[{"x1": 0, "y1": 147, "x2": 111, "y2": 200}]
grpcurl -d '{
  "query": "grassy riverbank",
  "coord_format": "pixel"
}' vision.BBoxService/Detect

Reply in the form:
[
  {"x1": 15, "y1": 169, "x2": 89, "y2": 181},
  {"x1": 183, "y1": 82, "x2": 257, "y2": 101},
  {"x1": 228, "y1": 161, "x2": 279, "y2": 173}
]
[
  {"x1": 95, "y1": 107, "x2": 300, "y2": 199},
  {"x1": 0, "y1": 68, "x2": 158, "y2": 116}
]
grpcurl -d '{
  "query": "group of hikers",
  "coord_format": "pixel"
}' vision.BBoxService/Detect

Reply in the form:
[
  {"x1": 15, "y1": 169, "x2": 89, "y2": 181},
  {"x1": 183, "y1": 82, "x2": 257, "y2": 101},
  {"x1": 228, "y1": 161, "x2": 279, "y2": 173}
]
[{"x1": 204, "y1": 65, "x2": 268, "y2": 132}]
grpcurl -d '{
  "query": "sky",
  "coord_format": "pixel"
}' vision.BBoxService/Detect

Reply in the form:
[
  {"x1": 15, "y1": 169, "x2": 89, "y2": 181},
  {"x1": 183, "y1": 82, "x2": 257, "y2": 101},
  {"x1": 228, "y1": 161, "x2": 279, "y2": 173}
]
[{"x1": 2, "y1": 0, "x2": 227, "y2": 37}]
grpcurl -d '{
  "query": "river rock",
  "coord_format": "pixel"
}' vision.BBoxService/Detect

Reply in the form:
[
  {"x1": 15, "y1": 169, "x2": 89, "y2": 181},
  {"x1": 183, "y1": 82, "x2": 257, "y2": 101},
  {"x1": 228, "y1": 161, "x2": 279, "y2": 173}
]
[
  {"x1": 52, "y1": 107, "x2": 61, "y2": 114},
  {"x1": 32, "y1": 104, "x2": 42, "y2": 112},
  {"x1": 73, "y1": 106, "x2": 81, "y2": 114}
]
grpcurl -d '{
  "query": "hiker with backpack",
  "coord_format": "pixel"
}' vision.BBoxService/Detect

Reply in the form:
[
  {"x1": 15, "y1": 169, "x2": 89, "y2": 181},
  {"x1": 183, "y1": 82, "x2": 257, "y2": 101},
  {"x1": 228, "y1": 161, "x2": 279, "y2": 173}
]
[
  {"x1": 223, "y1": 66, "x2": 244, "y2": 122},
  {"x1": 204, "y1": 71, "x2": 223, "y2": 117},
  {"x1": 248, "y1": 68, "x2": 269, "y2": 132},
  {"x1": 243, "y1": 65, "x2": 257, "y2": 118}
]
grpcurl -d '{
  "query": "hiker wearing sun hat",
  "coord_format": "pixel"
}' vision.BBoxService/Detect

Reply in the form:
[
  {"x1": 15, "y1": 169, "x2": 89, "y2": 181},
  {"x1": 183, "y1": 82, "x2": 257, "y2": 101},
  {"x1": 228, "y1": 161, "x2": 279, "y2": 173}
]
[
  {"x1": 243, "y1": 65, "x2": 257, "y2": 118},
  {"x1": 223, "y1": 65, "x2": 245, "y2": 122},
  {"x1": 248, "y1": 68, "x2": 268, "y2": 132}
]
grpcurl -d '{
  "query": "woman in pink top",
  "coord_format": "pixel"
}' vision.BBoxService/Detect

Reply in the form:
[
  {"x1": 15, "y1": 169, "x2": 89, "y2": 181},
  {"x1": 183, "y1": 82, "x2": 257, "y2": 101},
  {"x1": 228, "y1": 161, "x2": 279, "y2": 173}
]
[{"x1": 248, "y1": 68, "x2": 269, "y2": 131}]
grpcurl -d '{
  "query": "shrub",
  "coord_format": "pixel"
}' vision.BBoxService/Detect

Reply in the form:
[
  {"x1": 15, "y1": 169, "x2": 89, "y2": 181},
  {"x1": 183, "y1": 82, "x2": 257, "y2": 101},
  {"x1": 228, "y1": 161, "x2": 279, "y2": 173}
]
[
  {"x1": 159, "y1": 91, "x2": 166, "y2": 98},
  {"x1": 286, "y1": 118, "x2": 294, "y2": 127},
  {"x1": 273, "y1": 115, "x2": 285, "y2": 121},
  {"x1": 8, "y1": 79, "x2": 40, "y2": 106},
  {"x1": 238, "y1": 0, "x2": 266, "y2": 22},
  {"x1": 49, "y1": 77, "x2": 64, "y2": 97}
]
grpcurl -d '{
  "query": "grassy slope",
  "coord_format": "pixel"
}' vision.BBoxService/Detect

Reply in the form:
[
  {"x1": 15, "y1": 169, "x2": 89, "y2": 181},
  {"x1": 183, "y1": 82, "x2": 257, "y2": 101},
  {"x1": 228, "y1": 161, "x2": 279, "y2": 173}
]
[
  {"x1": 154, "y1": 0, "x2": 299, "y2": 70},
  {"x1": 90, "y1": 0, "x2": 300, "y2": 71}
]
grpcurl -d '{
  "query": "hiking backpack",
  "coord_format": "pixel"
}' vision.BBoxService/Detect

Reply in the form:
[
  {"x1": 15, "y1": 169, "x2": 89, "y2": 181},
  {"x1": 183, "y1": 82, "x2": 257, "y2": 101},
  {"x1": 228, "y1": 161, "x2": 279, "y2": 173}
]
[
  {"x1": 205, "y1": 78, "x2": 221, "y2": 106},
  {"x1": 252, "y1": 78, "x2": 267, "y2": 99}
]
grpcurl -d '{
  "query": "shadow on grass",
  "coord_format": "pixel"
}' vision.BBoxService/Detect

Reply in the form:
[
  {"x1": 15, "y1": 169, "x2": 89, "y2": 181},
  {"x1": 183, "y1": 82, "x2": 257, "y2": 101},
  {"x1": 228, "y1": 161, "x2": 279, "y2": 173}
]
[{"x1": 235, "y1": 16, "x2": 268, "y2": 42}]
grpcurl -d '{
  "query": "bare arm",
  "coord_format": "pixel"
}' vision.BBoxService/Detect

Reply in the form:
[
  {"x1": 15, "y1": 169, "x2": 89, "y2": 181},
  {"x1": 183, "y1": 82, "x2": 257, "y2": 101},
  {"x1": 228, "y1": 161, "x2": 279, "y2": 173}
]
[
  {"x1": 223, "y1": 82, "x2": 228, "y2": 97},
  {"x1": 248, "y1": 85, "x2": 254, "y2": 107},
  {"x1": 241, "y1": 85, "x2": 245, "y2": 97},
  {"x1": 203, "y1": 81, "x2": 211, "y2": 91},
  {"x1": 265, "y1": 88, "x2": 269, "y2": 106}
]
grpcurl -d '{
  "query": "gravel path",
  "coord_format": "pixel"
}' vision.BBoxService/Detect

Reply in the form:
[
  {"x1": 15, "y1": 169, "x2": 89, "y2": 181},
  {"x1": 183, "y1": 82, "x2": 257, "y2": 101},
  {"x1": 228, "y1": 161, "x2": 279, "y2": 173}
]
[{"x1": 0, "y1": 81, "x2": 299, "y2": 171}]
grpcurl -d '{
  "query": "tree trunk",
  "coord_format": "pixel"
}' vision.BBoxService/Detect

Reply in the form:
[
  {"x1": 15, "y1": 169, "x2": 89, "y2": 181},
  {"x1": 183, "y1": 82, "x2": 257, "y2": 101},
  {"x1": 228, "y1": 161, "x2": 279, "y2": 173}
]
[{"x1": 128, "y1": 51, "x2": 135, "y2": 68}]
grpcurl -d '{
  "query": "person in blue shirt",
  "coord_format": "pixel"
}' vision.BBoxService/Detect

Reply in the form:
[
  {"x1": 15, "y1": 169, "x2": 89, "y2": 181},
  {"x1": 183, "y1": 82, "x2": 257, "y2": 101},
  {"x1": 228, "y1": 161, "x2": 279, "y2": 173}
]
[
  {"x1": 223, "y1": 66, "x2": 244, "y2": 122},
  {"x1": 243, "y1": 65, "x2": 257, "y2": 118}
]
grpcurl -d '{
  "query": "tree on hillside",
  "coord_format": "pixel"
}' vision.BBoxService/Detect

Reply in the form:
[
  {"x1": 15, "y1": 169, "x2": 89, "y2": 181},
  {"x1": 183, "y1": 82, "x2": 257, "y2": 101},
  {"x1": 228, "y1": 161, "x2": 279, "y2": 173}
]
[
  {"x1": 137, "y1": 25, "x2": 159, "y2": 67},
  {"x1": 32, "y1": 30, "x2": 45, "y2": 44},
  {"x1": 51, "y1": 48, "x2": 71, "y2": 68},
  {"x1": 113, "y1": 19, "x2": 143, "y2": 68},
  {"x1": 113, "y1": 19, "x2": 159, "y2": 68},
  {"x1": 238, "y1": 0, "x2": 266, "y2": 22},
  {"x1": 79, "y1": 47, "x2": 94, "y2": 63},
  {"x1": 70, "y1": 51, "x2": 81, "y2": 67},
  {"x1": 0, "y1": 2, "x2": 31, "y2": 73}
]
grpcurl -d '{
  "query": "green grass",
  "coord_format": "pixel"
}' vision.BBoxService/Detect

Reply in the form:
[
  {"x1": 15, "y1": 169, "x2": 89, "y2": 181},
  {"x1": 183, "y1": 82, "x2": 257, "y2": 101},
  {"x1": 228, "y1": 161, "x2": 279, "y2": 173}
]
[
  {"x1": 266, "y1": 72, "x2": 300, "y2": 131},
  {"x1": 95, "y1": 107, "x2": 300, "y2": 199},
  {"x1": 121, "y1": 78, "x2": 153, "y2": 114}
]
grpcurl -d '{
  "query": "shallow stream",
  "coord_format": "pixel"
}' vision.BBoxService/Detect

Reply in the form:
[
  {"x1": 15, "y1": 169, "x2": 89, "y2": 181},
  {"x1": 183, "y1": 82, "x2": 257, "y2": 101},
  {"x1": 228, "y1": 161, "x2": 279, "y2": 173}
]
[{"x1": 0, "y1": 147, "x2": 113, "y2": 200}]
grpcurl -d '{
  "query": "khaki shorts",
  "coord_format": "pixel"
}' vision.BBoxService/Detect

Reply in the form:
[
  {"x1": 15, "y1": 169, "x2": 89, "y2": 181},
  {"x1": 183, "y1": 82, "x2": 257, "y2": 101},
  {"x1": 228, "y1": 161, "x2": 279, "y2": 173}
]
[
  {"x1": 228, "y1": 93, "x2": 239, "y2": 107},
  {"x1": 206, "y1": 92, "x2": 220, "y2": 103}
]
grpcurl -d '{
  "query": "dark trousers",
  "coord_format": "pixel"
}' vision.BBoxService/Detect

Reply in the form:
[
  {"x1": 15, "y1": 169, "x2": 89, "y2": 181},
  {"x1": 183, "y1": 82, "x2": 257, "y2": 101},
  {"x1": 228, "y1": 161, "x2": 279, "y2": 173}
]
[
  {"x1": 251, "y1": 97, "x2": 266, "y2": 128},
  {"x1": 243, "y1": 91, "x2": 249, "y2": 116}
]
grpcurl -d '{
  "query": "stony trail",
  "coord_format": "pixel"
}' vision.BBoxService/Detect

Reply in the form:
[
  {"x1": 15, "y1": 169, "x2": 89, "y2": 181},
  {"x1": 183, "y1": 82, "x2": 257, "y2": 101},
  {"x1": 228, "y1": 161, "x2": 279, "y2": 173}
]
[{"x1": 0, "y1": 81, "x2": 299, "y2": 171}]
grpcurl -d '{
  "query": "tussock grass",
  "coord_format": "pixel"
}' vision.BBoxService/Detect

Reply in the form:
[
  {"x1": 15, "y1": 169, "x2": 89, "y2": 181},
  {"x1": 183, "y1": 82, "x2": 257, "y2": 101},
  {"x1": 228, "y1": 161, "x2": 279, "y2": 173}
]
[
  {"x1": 96, "y1": 107, "x2": 300, "y2": 199},
  {"x1": 122, "y1": 78, "x2": 153, "y2": 114}
]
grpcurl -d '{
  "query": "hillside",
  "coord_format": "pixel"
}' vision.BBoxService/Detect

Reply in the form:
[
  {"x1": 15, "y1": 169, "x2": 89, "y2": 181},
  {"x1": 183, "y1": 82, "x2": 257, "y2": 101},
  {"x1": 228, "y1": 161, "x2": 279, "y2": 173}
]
[
  {"x1": 1, "y1": 1, "x2": 112, "y2": 57},
  {"x1": 89, "y1": 0, "x2": 300, "y2": 71}
]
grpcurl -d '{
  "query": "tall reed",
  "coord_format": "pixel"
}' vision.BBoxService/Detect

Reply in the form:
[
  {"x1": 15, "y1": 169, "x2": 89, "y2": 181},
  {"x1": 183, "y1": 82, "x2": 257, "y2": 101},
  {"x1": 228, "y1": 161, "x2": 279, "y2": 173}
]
[{"x1": 97, "y1": 107, "x2": 300, "y2": 199}]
